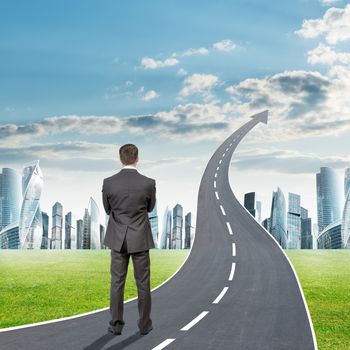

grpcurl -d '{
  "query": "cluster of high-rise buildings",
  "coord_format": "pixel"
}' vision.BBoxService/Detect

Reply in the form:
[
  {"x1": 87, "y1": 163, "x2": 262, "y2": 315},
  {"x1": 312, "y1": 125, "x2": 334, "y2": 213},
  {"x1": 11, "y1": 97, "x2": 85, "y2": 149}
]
[
  {"x1": 0, "y1": 162, "x2": 193, "y2": 250},
  {"x1": 246, "y1": 166, "x2": 350, "y2": 250},
  {"x1": 158, "y1": 204, "x2": 194, "y2": 249}
]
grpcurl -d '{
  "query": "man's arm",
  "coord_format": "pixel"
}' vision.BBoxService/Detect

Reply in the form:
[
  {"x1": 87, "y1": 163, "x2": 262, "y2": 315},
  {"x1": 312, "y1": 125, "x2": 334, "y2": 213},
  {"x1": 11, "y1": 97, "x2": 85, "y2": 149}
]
[
  {"x1": 147, "y1": 179, "x2": 156, "y2": 212},
  {"x1": 102, "y1": 179, "x2": 111, "y2": 215}
]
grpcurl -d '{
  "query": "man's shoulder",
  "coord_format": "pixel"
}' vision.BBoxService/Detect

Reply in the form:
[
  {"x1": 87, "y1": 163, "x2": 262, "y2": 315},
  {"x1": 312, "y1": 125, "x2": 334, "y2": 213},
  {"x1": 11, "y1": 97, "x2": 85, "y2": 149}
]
[{"x1": 104, "y1": 171, "x2": 154, "y2": 184}]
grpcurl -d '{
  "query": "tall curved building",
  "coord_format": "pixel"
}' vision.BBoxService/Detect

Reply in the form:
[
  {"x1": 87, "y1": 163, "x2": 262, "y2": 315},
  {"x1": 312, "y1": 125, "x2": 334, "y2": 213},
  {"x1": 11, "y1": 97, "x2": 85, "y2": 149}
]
[
  {"x1": 345, "y1": 168, "x2": 350, "y2": 198},
  {"x1": 19, "y1": 161, "x2": 44, "y2": 249},
  {"x1": 159, "y1": 206, "x2": 171, "y2": 249},
  {"x1": 270, "y1": 187, "x2": 287, "y2": 248},
  {"x1": 0, "y1": 168, "x2": 22, "y2": 230},
  {"x1": 341, "y1": 188, "x2": 350, "y2": 249},
  {"x1": 88, "y1": 197, "x2": 100, "y2": 249},
  {"x1": 316, "y1": 167, "x2": 342, "y2": 233}
]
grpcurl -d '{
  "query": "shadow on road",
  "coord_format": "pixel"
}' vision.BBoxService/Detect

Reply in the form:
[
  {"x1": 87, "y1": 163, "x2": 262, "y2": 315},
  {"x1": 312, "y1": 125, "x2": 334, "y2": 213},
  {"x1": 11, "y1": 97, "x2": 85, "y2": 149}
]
[{"x1": 83, "y1": 331, "x2": 143, "y2": 350}]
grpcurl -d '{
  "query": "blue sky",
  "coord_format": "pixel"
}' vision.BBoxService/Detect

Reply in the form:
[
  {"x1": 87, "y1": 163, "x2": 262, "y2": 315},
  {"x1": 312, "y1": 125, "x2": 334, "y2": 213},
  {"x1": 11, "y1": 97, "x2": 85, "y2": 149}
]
[{"x1": 1, "y1": 0, "x2": 350, "y2": 243}]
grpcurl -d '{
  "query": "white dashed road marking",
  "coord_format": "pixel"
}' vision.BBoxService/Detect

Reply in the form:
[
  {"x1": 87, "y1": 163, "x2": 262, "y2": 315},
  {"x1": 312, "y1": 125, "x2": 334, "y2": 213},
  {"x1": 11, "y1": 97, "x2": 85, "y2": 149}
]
[
  {"x1": 219, "y1": 159, "x2": 222, "y2": 164},
  {"x1": 214, "y1": 181, "x2": 217, "y2": 188},
  {"x1": 226, "y1": 222, "x2": 233, "y2": 235},
  {"x1": 212, "y1": 287, "x2": 229, "y2": 304},
  {"x1": 216, "y1": 166, "x2": 220, "y2": 171},
  {"x1": 152, "y1": 338, "x2": 176, "y2": 350},
  {"x1": 229, "y1": 143, "x2": 232, "y2": 146},
  {"x1": 222, "y1": 153, "x2": 226, "y2": 157},
  {"x1": 220, "y1": 205, "x2": 226, "y2": 216},
  {"x1": 180, "y1": 311, "x2": 209, "y2": 331},
  {"x1": 215, "y1": 191, "x2": 219, "y2": 200},
  {"x1": 226, "y1": 147, "x2": 229, "y2": 151},
  {"x1": 232, "y1": 243, "x2": 236, "y2": 256},
  {"x1": 228, "y1": 263, "x2": 236, "y2": 281}
]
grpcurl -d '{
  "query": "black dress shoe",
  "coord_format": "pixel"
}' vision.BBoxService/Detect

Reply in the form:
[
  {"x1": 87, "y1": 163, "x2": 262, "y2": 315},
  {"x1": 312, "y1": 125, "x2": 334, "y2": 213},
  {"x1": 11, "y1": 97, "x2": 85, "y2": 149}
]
[
  {"x1": 140, "y1": 325, "x2": 153, "y2": 335},
  {"x1": 108, "y1": 325, "x2": 122, "y2": 335}
]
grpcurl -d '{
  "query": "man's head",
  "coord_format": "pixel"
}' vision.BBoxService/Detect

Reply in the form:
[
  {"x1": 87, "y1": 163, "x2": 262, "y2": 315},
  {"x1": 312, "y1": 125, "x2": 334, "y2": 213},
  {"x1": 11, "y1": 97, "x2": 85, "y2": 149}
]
[{"x1": 119, "y1": 144, "x2": 139, "y2": 165}]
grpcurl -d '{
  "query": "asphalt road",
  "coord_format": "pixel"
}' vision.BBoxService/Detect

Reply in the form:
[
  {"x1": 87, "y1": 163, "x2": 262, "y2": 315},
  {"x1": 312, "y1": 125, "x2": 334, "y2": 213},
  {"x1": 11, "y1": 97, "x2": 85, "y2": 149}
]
[{"x1": 0, "y1": 111, "x2": 317, "y2": 350}]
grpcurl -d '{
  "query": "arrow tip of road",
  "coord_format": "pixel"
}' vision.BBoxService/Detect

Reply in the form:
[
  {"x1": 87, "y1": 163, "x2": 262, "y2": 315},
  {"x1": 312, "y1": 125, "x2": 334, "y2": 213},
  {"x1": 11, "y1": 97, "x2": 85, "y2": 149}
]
[{"x1": 250, "y1": 110, "x2": 268, "y2": 124}]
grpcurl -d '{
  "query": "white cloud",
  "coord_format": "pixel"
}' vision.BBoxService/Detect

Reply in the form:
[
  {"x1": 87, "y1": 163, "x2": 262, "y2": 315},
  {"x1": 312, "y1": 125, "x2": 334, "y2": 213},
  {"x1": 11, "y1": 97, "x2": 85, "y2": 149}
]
[
  {"x1": 141, "y1": 56, "x2": 179, "y2": 69},
  {"x1": 173, "y1": 47, "x2": 209, "y2": 57},
  {"x1": 295, "y1": 4, "x2": 350, "y2": 44},
  {"x1": 177, "y1": 68, "x2": 188, "y2": 76},
  {"x1": 320, "y1": 0, "x2": 342, "y2": 6},
  {"x1": 307, "y1": 43, "x2": 350, "y2": 65},
  {"x1": 125, "y1": 80, "x2": 133, "y2": 86},
  {"x1": 142, "y1": 90, "x2": 160, "y2": 101},
  {"x1": 213, "y1": 39, "x2": 236, "y2": 52},
  {"x1": 179, "y1": 73, "x2": 220, "y2": 100}
]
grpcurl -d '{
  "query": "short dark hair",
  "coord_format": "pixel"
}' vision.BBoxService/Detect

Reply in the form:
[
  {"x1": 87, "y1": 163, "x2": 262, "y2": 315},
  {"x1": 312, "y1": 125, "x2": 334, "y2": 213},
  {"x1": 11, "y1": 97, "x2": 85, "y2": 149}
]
[{"x1": 119, "y1": 144, "x2": 138, "y2": 165}]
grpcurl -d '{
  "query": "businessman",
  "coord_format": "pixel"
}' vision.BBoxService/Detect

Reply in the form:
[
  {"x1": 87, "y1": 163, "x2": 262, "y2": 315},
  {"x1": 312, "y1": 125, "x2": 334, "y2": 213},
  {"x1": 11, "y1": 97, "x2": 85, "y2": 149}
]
[{"x1": 102, "y1": 143, "x2": 156, "y2": 336}]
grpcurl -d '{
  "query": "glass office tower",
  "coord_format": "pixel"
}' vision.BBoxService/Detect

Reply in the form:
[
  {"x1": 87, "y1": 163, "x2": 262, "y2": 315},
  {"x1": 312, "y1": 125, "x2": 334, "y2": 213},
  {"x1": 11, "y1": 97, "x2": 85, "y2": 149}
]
[
  {"x1": 41, "y1": 212, "x2": 49, "y2": 249},
  {"x1": 244, "y1": 192, "x2": 256, "y2": 217},
  {"x1": 148, "y1": 203, "x2": 159, "y2": 247},
  {"x1": 344, "y1": 168, "x2": 350, "y2": 198},
  {"x1": 270, "y1": 187, "x2": 287, "y2": 248},
  {"x1": 316, "y1": 167, "x2": 342, "y2": 233},
  {"x1": 184, "y1": 212, "x2": 192, "y2": 249},
  {"x1": 317, "y1": 220, "x2": 342, "y2": 249},
  {"x1": 82, "y1": 208, "x2": 91, "y2": 249},
  {"x1": 300, "y1": 207, "x2": 312, "y2": 249},
  {"x1": 0, "y1": 168, "x2": 22, "y2": 231},
  {"x1": 19, "y1": 161, "x2": 44, "y2": 249},
  {"x1": 172, "y1": 204, "x2": 183, "y2": 249},
  {"x1": 65, "y1": 211, "x2": 76, "y2": 249},
  {"x1": 159, "y1": 206, "x2": 171, "y2": 249},
  {"x1": 287, "y1": 193, "x2": 301, "y2": 249},
  {"x1": 341, "y1": 188, "x2": 350, "y2": 248},
  {"x1": 88, "y1": 197, "x2": 100, "y2": 249},
  {"x1": 51, "y1": 202, "x2": 63, "y2": 249}
]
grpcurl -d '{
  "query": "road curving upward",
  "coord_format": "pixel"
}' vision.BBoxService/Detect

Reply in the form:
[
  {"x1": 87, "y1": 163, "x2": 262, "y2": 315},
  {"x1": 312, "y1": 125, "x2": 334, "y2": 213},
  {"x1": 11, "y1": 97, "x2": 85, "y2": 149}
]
[{"x1": 0, "y1": 110, "x2": 317, "y2": 350}]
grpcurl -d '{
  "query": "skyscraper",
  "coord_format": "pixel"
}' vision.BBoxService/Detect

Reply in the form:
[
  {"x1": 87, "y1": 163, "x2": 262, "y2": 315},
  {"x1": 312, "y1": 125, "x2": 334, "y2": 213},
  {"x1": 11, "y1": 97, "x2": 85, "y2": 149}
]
[
  {"x1": 344, "y1": 168, "x2": 350, "y2": 198},
  {"x1": 148, "y1": 203, "x2": 159, "y2": 247},
  {"x1": 51, "y1": 202, "x2": 63, "y2": 249},
  {"x1": 244, "y1": 192, "x2": 256, "y2": 217},
  {"x1": 88, "y1": 197, "x2": 100, "y2": 249},
  {"x1": 100, "y1": 224, "x2": 105, "y2": 249},
  {"x1": 184, "y1": 212, "x2": 192, "y2": 249},
  {"x1": 341, "y1": 187, "x2": 350, "y2": 249},
  {"x1": 82, "y1": 208, "x2": 90, "y2": 249},
  {"x1": 316, "y1": 167, "x2": 342, "y2": 233},
  {"x1": 262, "y1": 217, "x2": 271, "y2": 232},
  {"x1": 270, "y1": 187, "x2": 287, "y2": 248},
  {"x1": 19, "y1": 161, "x2": 44, "y2": 249},
  {"x1": 65, "y1": 211, "x2": 76, "y2": 249},
  {"x1": 256, "y1": 201, "x2": 262, "y2": 223},
  {"x1": 300, "y1": 207, "x2": 312, "y2": 249},
  {"x1": 159, "y1": 206, "x2": 171, "y2": 249},
  {"x1": 287, "y1": 193, "x2": 301, "y2": 249},
  {"x1": 0, "y1": 168, "x2": 22, "y2": 231},
  {"x1": 76, "y1": 219, "x2": 83, "y2": 249},
  {"x1": 41, "y1": 211, "x2": 49, "y2": 249},
  {"x1": 172, "y1": 204, "x2": 183, "y2": 249}
]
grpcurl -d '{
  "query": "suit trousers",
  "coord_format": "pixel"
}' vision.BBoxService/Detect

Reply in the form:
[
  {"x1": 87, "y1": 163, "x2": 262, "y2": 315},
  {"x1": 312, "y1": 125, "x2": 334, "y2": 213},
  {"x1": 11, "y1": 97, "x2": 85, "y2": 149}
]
[{"x1": 109, "y1": 238, "x2": 153, "y2": 333}]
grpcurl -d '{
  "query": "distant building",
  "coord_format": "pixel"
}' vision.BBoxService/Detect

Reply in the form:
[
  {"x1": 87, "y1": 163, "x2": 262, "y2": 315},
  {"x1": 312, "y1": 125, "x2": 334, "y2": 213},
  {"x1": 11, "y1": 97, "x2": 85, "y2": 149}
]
[
  {"x1": 65, "y1": 212, "x2": 76, "y2": 249},
  {"x1": 341, "y1": 188, "x2": 350, "y2": 248},
  {"x1": 41, "y1": 212, "x2": 49, "y2": 249},
  {"x1": 256, "y1": 201, "x2": 262, "y2": 223},
  {"x1": 270, "y1": 187, "x2": 287, "y2": 248},
  {"x1": 19, "y1": 161, "x2": 44, "y2": 249},
  {"x1": 317, "y1": 220, "x2": 342, "y2": 249},
  {"x1": 344, "y1": 168, "x2": 350, "y2": 198},
  {"x1": 51, "y1": 202, "x2": 63, "y2": 249},
  {"x1": 184, "y1": 212, "x2": 192, "y2": 249},
  {"x1": 300, "y1": 207, "x2": 312, "y2": 249},
  {"x1": 316, "y1": 167, "x2": 342, "y2": 233},
  {"x1": 0, "y1": 168, "x2": 22, "y2": 231},
  {"x1": 0, "y1": 222, "x2": 19, "y2": 249},
  {"x1": 159, "y1": 206, "x2": 171, "y2": 249},
  {"x1": 88, "y1": 197, "x2": 100, "y2": 249},
  {"x1": 82, "y1": 208, "x2": 91, "y2": 249},
  {"x1": 76, "y1": 219, "x2": 83, "y2": 249},
  {"x1": 172, "y1": 204, "x2": 183, "y2": 249},
  {"x1": 100, "y1": 224, "x2": 105, "y2": 249},
  {"x1": 244, "y1": 192, "x2": 256, "y2": 217},
  {"x1": 287, "y1": 193, "x2": 301, "y2": 249},
  {"x1": 262, "y1": 217, "x2": 271, "y2": 232},
  {"x1": 148, "y1": 203, "x2": 159, "y2": 247}
]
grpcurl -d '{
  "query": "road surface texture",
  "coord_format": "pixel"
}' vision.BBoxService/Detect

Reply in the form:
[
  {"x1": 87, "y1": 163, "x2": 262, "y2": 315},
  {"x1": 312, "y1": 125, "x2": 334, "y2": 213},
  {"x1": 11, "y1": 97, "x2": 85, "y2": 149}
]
[{"x1": 0, "y1": 111, "x2": 317, "y2": 350}]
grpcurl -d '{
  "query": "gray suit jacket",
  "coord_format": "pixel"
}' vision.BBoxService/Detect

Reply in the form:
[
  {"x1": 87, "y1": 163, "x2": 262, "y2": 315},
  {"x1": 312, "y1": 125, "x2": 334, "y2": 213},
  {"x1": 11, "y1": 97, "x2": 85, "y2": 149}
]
[{"x1": 102, "y1": 168, "x2": 156, "y2": 253}]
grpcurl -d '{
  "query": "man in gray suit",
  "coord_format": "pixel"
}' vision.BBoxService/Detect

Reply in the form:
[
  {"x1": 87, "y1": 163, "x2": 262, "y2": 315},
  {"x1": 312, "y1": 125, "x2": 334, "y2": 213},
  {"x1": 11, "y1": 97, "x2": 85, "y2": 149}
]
[{"x1": 102, "y1": 143, "x2": 156, "y2": 335}]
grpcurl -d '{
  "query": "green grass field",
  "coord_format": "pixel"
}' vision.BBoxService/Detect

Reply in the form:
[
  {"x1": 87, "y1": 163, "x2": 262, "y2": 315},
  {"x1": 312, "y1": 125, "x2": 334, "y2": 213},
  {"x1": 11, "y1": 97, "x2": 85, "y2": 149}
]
[
  {"x1": 0, "y1": 249, "x2": 188, "y2": 329},
  {"x1": 0, "y1": 250, "x2": 349, "y2": 349}
]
